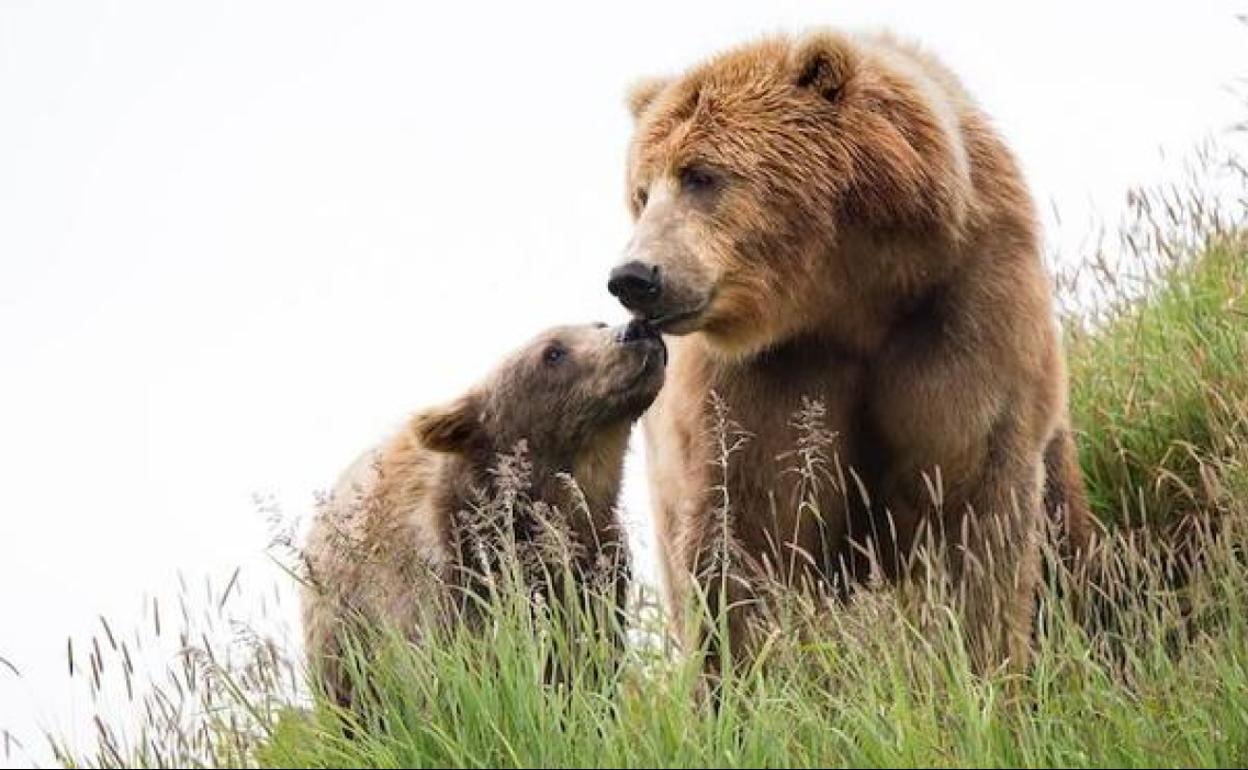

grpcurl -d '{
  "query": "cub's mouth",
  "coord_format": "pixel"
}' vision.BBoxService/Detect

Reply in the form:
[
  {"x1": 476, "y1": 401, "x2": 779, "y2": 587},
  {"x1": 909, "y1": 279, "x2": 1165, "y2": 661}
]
[{"x1": 615, "y1": 317, "x2": 668, "y2": 364}]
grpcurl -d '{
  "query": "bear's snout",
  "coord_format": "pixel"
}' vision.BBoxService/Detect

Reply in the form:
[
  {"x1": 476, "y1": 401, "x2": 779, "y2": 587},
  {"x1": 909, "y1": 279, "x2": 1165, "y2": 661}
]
[{"x1": 607, "y1": 260, "x2": 661, "y2": 311}]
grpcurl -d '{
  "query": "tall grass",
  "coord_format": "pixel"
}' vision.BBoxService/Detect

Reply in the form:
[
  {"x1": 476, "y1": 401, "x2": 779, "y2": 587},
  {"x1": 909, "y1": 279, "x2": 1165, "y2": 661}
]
[
  {"x1": 39, "y1": 146, "x2": 1248, "y2": 769},
  {"x1": 1065, "y1": 162, "x2": 1248, "y2": 526}
]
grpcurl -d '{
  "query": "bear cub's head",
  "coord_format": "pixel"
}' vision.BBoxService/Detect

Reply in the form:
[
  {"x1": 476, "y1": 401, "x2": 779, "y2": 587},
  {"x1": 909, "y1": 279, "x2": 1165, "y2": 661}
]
[{"x1": 412, "y1": 320, "x2": 665, "y2": 464}]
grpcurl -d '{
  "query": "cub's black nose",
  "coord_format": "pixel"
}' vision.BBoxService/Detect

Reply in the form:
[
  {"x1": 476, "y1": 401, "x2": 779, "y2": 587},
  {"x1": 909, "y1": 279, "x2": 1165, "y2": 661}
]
[
  {"x1": 619, "y1": 317, "x2": 659, "y2": 343},
  {"x1": 617, "y1": 318, "x2": 667, "y2": 363},
  {"x1": 607, "y1": 261, "x2": 661, "y2": 310}
]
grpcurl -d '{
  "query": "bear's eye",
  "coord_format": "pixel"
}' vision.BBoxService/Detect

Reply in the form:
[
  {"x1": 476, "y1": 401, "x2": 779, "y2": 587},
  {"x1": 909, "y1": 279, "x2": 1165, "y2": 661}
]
[
  {"x1": 633, "y1": 186, "x2": 649, "y2": 210},
  {"x1": 542, "y1": 344, "x2": 567, "y2": 366},
  {"x1": 678, "y1": 165, "x2": 717, "y2": 194}
]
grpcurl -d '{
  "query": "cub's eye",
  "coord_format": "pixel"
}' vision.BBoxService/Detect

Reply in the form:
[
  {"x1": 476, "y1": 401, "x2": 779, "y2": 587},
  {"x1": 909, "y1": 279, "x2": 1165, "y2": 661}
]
[
  {"x1": 678, "y1": 165, "x2": 717, "y2": 194},
  {"x1": 633, "y1": 186, "x2": 649, "y2": 210},
  {"x1": 542, "y1": 344, "x2": 567, "y2": 365}
]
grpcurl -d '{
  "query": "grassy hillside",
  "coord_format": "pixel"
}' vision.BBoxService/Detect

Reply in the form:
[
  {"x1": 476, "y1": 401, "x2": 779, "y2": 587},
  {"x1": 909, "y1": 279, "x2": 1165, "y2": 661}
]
[
  {"x1": 55, "y1": 194, "x2": 1247, "y2": 768},
  {"x1": 1068, "y1": 229, "x2": 1248, "y2": 525},
  {"x1": 257, "y1": 230, "x2": 1248, "y2": 769}
]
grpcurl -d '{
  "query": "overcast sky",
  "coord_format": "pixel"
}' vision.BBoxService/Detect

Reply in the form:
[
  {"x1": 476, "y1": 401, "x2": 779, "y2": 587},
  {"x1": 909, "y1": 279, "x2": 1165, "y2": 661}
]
[{"x1": 1, "y1": 1, "x2": 1245, "y2": 765}]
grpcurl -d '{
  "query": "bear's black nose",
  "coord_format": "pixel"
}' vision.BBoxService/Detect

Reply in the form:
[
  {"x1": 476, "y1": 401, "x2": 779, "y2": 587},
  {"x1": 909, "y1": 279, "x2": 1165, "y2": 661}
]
[
  {"x1": 619, "y1": 317, "x2": 659, "y2": 343},
  {"x1": 607, "y1": 261, "x2": 661, "y2": 310}
]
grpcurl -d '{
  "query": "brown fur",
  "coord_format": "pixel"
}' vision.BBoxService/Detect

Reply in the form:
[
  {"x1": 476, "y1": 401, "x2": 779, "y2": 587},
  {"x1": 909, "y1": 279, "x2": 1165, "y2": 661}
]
[
  {"x1": 301, "y1": 323, "x2": 664, "y2": 705},
  {"x1": 618, "y1": 30, "x2": 1091, "y2": 670}
]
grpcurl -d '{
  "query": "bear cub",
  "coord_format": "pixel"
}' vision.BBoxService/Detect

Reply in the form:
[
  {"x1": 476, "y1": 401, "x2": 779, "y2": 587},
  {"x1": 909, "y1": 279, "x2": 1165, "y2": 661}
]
[{"x1": 301, "y1": 320, "x2": 665, "y2": 706}]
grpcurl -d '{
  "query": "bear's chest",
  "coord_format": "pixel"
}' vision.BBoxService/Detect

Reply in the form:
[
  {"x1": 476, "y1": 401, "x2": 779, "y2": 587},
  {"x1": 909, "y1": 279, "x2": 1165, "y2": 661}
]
[
  {"x1": 652, "y1": 341, "x2": 870, "y2": 559},
  {"x1": 716, "y1": 349, "x2": 867, "y2": 484}
]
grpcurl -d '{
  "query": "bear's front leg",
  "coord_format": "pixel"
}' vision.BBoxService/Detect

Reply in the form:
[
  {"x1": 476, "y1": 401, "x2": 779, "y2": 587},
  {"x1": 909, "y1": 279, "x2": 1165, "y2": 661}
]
[
  {"x1": 942, "y1": 421, "x2": 1045, "y2": 674},
  {"x1": 686, "y1": 532, "x2": 763, "y2": 693}
]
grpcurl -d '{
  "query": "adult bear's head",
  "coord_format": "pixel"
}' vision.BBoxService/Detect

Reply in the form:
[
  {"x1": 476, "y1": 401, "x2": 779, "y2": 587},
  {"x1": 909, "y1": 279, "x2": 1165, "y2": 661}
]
[{"x1": 610, "y1": 31, "x2": 976, "y2": 358}]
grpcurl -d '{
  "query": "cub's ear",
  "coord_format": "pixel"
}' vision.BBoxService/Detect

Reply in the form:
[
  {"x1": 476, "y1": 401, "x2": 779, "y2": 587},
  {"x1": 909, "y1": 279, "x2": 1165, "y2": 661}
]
[
  {"x1": 411, "y1": 395, "x2": 481, "y2": 454},
  {"x1": 789, "y1": 31, "x2": 858, "y2": 102},
  {"x1": 626, "y1": 76, "x2": 671, "y2": 120}
]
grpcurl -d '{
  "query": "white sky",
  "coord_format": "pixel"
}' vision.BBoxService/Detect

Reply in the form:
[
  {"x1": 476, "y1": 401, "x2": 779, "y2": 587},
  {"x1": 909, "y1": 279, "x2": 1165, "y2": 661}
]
[{"x1": 0, "y1": 1, "x2": 1244, "y2": 765}]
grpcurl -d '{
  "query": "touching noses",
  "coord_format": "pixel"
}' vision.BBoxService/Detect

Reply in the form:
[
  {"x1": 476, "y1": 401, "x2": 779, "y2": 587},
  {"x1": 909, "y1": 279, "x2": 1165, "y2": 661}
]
[{"x1": 606, "y1": 260, "x2": 661, "y2": 312}]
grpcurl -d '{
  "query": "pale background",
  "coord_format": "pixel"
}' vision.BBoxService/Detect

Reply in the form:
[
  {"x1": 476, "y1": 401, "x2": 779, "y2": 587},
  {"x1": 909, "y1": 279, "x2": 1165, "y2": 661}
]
[{"x1": 1, "y1": 1, "x2": 1244, "y2": 765}]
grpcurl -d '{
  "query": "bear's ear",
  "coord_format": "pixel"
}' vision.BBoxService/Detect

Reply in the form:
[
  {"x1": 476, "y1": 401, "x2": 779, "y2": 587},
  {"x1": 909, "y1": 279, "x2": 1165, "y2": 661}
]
[
  {"x1": 626, "y1": 76, "x2": 671, "y2": 120},
  {"x1": 411, "y1": 395, "x2": 482, "y2": 454},
  {"x1": 790, "y1": 31, "x2": 857, "y2": 102}
]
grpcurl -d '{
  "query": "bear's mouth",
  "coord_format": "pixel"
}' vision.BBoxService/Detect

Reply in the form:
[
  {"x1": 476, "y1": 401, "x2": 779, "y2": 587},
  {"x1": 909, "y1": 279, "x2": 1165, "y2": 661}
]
[{"x1": 646, "y1": 301, "x2": 709, "y2": 336}]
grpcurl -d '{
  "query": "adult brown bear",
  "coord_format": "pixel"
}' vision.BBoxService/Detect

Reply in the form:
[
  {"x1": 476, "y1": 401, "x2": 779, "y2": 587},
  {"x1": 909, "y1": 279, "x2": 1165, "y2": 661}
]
[{"x1": 608, "y1": 30, "x2": 1091, "y2": 670}]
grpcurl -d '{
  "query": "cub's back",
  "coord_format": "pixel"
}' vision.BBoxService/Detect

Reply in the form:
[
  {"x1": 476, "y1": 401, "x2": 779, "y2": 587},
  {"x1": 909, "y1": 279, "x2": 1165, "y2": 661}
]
[{"x1": 300, "y1": 428, "x2": 454, "y2": 702}]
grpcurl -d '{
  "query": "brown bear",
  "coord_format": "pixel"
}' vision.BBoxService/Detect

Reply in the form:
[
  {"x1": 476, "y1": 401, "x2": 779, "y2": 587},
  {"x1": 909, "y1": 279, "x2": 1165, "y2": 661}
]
[
  {"x1": 609, "y1": 30, "x2": 1091, "y2": 671},
  {"x1": 301, "y1": 320, "x2": 665, "y2": 706}
]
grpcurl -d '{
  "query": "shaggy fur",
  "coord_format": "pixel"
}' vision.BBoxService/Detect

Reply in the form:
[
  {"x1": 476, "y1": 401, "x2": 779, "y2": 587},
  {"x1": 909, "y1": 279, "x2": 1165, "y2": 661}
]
[
  {"x1": 616, "y1": 30, "x2": 1091, "y2": 670},
  {"x1": 301, "y1": 323, "x2": 664, "y2": 705}
]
